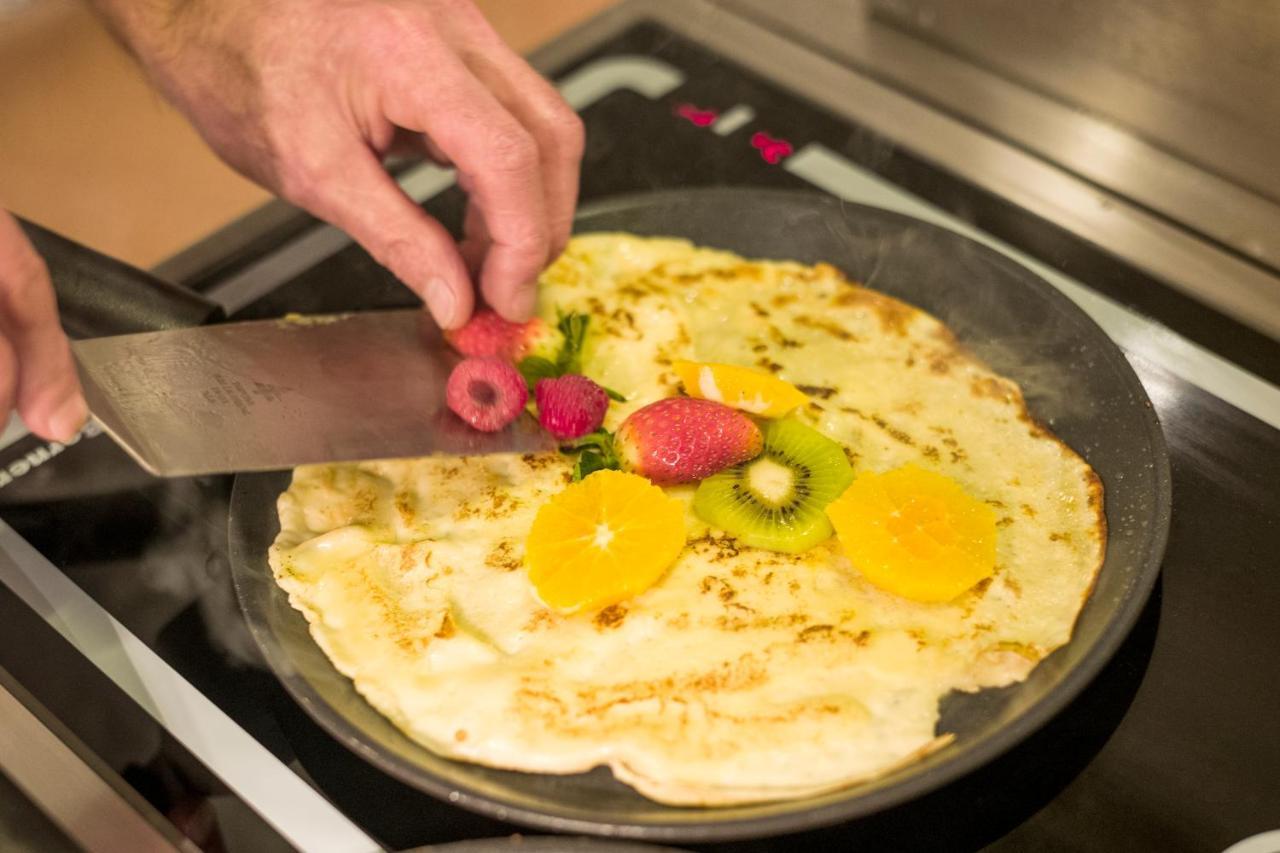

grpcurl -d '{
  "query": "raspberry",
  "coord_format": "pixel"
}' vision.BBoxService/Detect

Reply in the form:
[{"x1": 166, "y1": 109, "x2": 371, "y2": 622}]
[
  {"x1": 445, "y1": 358, "x2": 529, "y2": 432},
  {"x1": 444, "y1": 310, "x2": 559, "y2": 363},
  {"x1": 535, "y1": 375, "x2": 610, "y2": 440}
]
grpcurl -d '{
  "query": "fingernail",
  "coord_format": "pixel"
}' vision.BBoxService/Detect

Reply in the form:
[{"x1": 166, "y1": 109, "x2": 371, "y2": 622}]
[
  {"x1": 508, "y1": 284, "x2": 538, "y2": 322},
  {"x1": 48, "y1": 395, "x2": 88, "y2": 443},
  {"x1": 426, "y1": 277, "x2": 457, "y2": 328}
]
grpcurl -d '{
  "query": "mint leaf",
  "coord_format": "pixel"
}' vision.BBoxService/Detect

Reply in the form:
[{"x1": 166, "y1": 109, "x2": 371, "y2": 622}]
[
  {"x1": 517, "y1": 356, "x2": 558, "y2": 390},
  {"x1": 573, "y1": 449, "x2": 619, "y2": 481},
  {"x1": 555, "y1": 312, "x2": 590, "y2": 375},
  {"x1": 602, "y1": 385, "x2": 627, "y2": 402},
  {"x1": 562, "y1": 428, "x2": 620, "y2": 481},
  {"x1": 560, "y1": 428, "x2": 614, "y2": 454}
]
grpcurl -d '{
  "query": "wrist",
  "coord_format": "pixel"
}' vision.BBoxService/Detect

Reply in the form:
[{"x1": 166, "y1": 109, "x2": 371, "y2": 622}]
[
  {"x1": 88, "y1": 0, "x2": 271, "y2": 165},
  {"x1": 88, "y1": 0, "x2": 184, "y2": 62},
  {"x1": 87, "y1": 0, "x2": 244, "y2": 97}
]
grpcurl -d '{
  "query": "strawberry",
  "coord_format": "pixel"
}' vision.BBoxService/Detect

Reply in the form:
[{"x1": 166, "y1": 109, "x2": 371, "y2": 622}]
[
  {"x1": 614, "y1": 397, "x2": 763, "y2": 485},
  {"x1": 445, "y1": 357, "x2": 529, "y2": 432},
  {"x1": 536, "y1": 375, "x2": 610, "y2": 440},
  {"x1": 444, "y1": 309, "x2": 561, "y2": 363}
]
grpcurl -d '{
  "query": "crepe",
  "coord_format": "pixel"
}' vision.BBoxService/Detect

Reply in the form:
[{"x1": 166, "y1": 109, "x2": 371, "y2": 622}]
[{"x1": 269, "y1": 234, "x2": 1104, "y2": 805}]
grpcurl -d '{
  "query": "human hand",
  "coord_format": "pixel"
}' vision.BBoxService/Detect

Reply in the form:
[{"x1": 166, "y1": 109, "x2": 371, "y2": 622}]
[
  {"x1": 0, "y1": 210, "x2": 87, "y2": 442},
  {"x1": 94, "y1": 0, "x2": 584, "y2": 329}
]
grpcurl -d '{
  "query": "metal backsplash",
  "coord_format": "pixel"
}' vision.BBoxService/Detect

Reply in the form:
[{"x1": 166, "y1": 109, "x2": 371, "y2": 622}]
[
  {"x1": 869, "y1": 0, "x2": 1280, "y2": 204},
  {"x1": 723, "y1": 0, "x2": 1280, "y2": 279}
]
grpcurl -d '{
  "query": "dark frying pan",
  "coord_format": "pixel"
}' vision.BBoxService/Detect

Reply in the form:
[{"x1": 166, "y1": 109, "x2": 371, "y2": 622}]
[{"x1": 227, "y1": 188, "x2": 1170, "y2": 841}]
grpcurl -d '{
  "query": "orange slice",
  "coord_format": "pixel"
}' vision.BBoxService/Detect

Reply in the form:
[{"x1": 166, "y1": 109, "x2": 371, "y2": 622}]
[
  {"x1": 525, "y1": 470, "x2": 685, "y2": 613},
  {"x1": 825, "y1": 465, "x2": 997, "y2": 603},
  {"x1": 673, "y1": 360, "x2": 809, "y2": 417}
]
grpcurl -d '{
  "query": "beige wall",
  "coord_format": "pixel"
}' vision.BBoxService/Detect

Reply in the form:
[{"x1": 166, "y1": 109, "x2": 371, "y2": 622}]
[{"x1": 0, "y1": 0, "x2": 614, "y2": 268}]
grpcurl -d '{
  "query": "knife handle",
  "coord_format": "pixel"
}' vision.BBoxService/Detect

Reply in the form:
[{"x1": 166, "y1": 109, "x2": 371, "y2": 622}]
[{"x1": 18, "y1": 217, "x2": 225, "y2": 338}]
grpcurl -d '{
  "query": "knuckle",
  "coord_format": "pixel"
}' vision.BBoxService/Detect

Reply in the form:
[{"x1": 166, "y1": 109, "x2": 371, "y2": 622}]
[
  {"x1": 366, "y1": 7, "x2": 436, "y2": 59},
  {"x1": 378, "y1": 236, "x2": 445, "y2": 294},
  {"x1": 11, "y1": 249, "x2": 49, "y2": 293},
  {"x1": 380, "y1": 238, "x2": 416, "y2": 277},
  {"x1": 517, "y1": 82, "x2": 584, "y2": 162},
  {"x1": 495, "y1": 212, "x2": 550, "y2": 252},
  {"x1": 2, "y1": 253, "x2": 51, "y2": 329},
  {"x1": 259, "y1": 114, "x2": 329, "y2": 209},
  {"x1": 275, "y1": 157, "x2": 325, "y2": 212},
  {"x1": 548, "y1": 107, "x2": 585, "y2": 160},
  {"x1": 0, "y1": 338, "x2": 15, "y2": 392},
  {"x1": 31, "y1": 357, "x2": 78, "y2": 404},
  {"x1": 507, "y1": 228, "x2": 551, "y2": 263},
  {"x1": 484, "y1": 125, "x2": 538, "y2": 174}
]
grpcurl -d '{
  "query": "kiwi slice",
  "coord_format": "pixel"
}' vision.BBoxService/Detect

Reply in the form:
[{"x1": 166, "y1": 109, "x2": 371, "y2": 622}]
[{"x1": 694, "y1": 418, "x2": 854, "y2": 553}]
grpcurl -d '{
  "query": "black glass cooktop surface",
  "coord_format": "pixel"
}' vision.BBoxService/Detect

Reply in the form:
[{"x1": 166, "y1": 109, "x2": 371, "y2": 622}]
[{"x1": 2, "y1": 20, "x2": 1278, "y2": 853}]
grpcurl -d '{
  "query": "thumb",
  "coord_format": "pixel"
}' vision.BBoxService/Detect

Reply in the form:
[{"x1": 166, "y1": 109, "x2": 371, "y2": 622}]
[
  {"x1": 0, "y1": 211, "x2": 87, "y2": 442},
  {"x1": 291, "y1": 148, "x2": 473, "y2": 329}
]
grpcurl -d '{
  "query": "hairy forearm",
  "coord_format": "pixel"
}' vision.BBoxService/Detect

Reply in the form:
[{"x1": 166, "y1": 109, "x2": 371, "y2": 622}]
[
  {"x1": 85, "y1": 0, "x2": 265, "y2": 179},
  {"x1": 73, "y1": 0, "x2": 583, "y2": 328},
  {"x1": 85, "y1": 0, "x2": 194, "y2": 65},
  {"x1": 84, "y1": 0, "x2": 249, "y2": 105}
]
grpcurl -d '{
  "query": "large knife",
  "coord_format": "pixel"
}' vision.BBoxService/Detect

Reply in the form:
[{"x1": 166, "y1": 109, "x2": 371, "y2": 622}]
[{"x1": 29, "y1": 220, "x2": 554, "y2": 477}]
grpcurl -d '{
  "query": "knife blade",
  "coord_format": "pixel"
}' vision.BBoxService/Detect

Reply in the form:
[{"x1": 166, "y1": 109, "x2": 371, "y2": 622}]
[{"x1": 71, "y1": 309, "x2": 555, "y2": 477}]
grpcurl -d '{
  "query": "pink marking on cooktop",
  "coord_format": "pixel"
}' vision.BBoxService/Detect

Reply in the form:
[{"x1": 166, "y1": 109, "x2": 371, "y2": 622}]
[
  {"x1": 675, "y1": 103, "x2": 719, "y2": 127},
  {"x1": 750, "y1": 131, "x2": 794, "y2": 164}
]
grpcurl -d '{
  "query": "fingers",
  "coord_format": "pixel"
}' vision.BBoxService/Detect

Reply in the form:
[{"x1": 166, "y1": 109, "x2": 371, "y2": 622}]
[
  {"x1": 459, "y1": 40, "x2": 585, "y2": 261},
  {"x1": 0, "y1": 334, "x2": 16, "y2": 435},
  {"x1": 281, "y1": 145, "x2": 474, "y2": 329},
  {"x1": 379, "y1": 126, "x2": 451, "y2": 165},
  {"x1": 0, "y1": 211, "x2": 86, "y2": 442},
  {"x1": 459, "y1": 193, "x2": 489, "y2": 279},
  {"x1": 386, "y1": 50, "x2": 550, "y2": 322},
  {"x1": 436, "y1": 2, "x2": 584, "y2": 260}
]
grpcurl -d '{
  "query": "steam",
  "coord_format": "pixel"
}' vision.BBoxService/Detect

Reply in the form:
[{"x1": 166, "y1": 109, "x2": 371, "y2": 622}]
[{"x1": 72, "y1": 478, "x2": 265, "y2": 669}]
